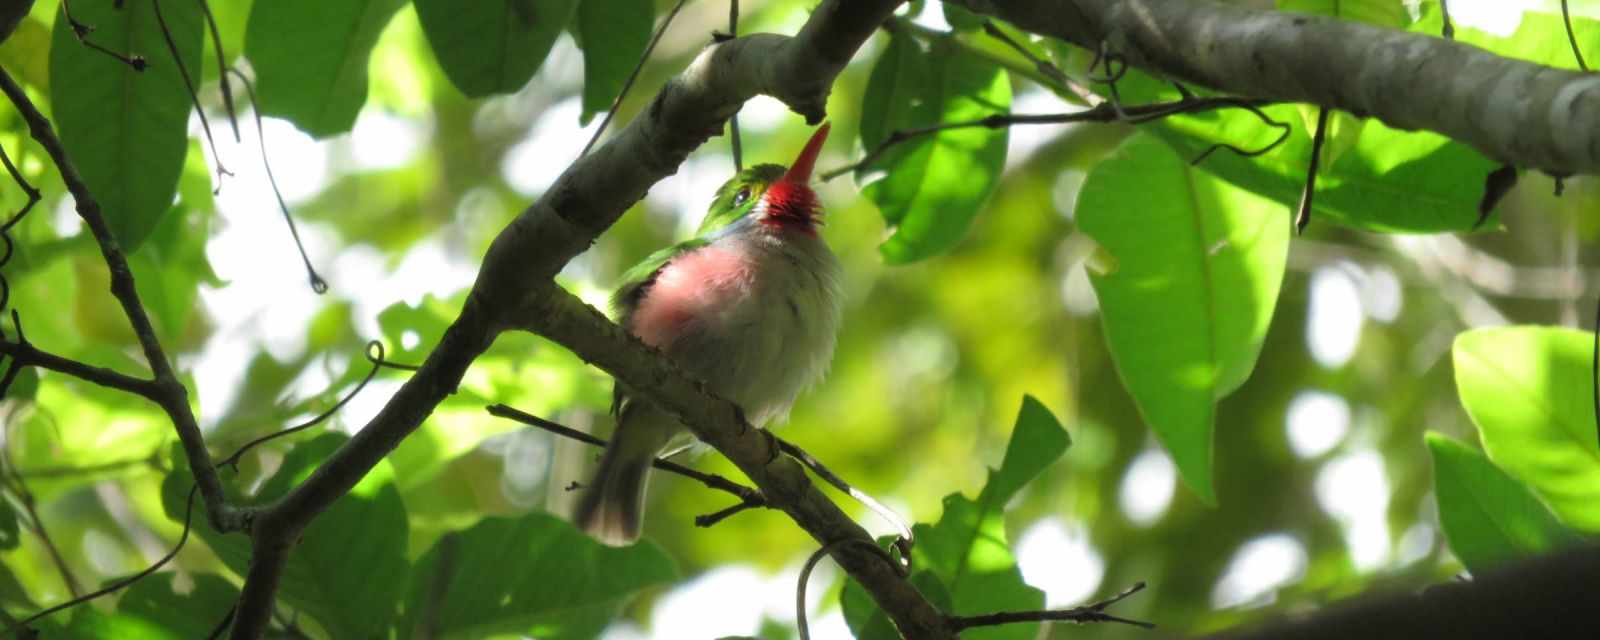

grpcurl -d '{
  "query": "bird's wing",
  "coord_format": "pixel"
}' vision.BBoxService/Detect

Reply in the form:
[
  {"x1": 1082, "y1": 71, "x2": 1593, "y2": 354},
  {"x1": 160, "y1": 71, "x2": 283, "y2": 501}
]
[{"x1": 609, "y1": 237, "x2": 709, "y2": 416}]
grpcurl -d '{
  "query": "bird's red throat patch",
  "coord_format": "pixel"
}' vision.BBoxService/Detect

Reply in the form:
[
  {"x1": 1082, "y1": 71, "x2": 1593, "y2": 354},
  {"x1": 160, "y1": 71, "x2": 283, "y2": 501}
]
[{"x1": 759, "y1": 181, "x2": 821, "y2": 234}]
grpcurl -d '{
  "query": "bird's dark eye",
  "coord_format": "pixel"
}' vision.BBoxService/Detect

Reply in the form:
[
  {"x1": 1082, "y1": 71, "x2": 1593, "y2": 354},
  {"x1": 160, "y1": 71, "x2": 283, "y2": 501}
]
[{"x1": 733, "y1": 187, "x2": 751, "y2": 206}]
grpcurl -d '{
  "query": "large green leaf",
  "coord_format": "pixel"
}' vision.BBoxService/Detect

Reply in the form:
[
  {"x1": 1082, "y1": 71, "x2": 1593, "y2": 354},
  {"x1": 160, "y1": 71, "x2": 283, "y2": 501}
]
[
  {"x1": 1077, "y1": 134, "x2": 1290, "y2": 503},
  {"x1": 416, "y1": 0, "x2": 576, "y2": 98},
  {"x1": 245, "y1": 0, "x2": 406, "y2": 137},
  {"x1": 1453, "y1": 327, "x2": 1600, "y2": 532},
  {"x1": 857, "y1": 30, "x2": 1009, "y2": 264},
  {"x1": 1426, "y1": 432, "x2": 1580, "y2": 573},
  {"x1": 399, "y1": 511, "x2": 677, "y2": 639},
  {"x1": 162, "y1": 433, "x2": 410, "y2": 637},
  {"x1": 113, "y1": 572, "x2": 240, "y2": 638},
  {"x1": 575, "y1": 0, "x2": 651, "y2": 123},
  {"x1": 843, "y1": 396, "x2": 1068, "y2": 640},
  {"x1": 48, "y1": 0, "x2": 202, "y2": 252}
]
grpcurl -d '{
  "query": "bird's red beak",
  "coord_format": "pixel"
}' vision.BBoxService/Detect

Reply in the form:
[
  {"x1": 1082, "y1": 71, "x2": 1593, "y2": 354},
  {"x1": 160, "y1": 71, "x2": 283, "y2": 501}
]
[{"x1": 781, "y1": 123, "x2": 831, "y2": 185}]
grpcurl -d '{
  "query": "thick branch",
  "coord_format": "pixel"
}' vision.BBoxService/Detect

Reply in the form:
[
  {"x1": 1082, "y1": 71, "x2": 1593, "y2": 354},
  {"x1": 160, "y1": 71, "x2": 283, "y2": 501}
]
[
  {"x1": 952, "y1": 0, "x2": 1600, "y2": 175},
  {"x1": 0, "y1": 68, "x2": 242, "y2": 534},
  {"x1": 517, "y1": 283, "x2": 953, "y2": 639},
  {"x1": 1206, "y1": 544, "x2": 1600, "y2": 640},
  {"x1": 226, "y1": 2, "x2": 907, "y2": 638}
]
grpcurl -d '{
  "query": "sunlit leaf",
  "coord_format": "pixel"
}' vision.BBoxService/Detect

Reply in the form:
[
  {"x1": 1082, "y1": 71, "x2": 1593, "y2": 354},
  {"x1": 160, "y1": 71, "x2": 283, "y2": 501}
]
[
  {"x1": 1277, "y1": 0, "x2": 1408, "y2": 28},
  {"x1": 843, "y1": 397, "x2": 1068, "y2": 640},
  {"x1": 49, "y1": 0, "x2": 202, "y2": 251},
  {"x1": 1453, "y1": 326, "x2": 1600, "y2": 532},
  {"x1": 576, "y1": 0, "x2": 652, "y2": 124},
  {"x1": 857, "y1": 30, "x2": 1009, "y2": 264},
  {"x1": 245, "y1": 0, "x2": 407, "y2": 137},
  {"x1": 416, "y1": 0, "x2": 577, "y2": 98},
  {"x1": 399, "y1": 511, "x2": 676, "y2": 639},
  {"x1": 1077, "y1": 134, "x2": 1290, "y2": 503},
  {"x1": 1427, "y1": 432, "x2": 1580, "y2": 573},
  {"x1": 1413, "y1": 1, "x2": 1600, "y2": 72}
]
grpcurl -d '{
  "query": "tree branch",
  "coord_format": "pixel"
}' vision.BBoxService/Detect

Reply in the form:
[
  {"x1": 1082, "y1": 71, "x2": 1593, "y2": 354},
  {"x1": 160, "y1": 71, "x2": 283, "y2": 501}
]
[
  {"x1": 1205, "y1": 544, "x2": 1600, "y2": 640},
  {"x1": 0, "y1": 68, "x2": 244, "y2": 534},
  {"x1": 514, "y1": 282, "x2": 953, "y2": 638},
  {"x1": 225, "y1": 2, "x2": 914, "y2": 638},
  {"x1": 0, "y1": 339, "x2": 160, "y2": 399},
  {"x1": 950, "y1": 0, "x2": 1600, "y2": 176}
]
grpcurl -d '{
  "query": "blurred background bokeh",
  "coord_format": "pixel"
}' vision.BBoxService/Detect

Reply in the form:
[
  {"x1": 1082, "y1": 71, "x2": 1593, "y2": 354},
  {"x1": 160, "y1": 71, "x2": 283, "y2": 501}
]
[{"x1": 2, "y1": 0, "x2": 1597, "y2": 638}]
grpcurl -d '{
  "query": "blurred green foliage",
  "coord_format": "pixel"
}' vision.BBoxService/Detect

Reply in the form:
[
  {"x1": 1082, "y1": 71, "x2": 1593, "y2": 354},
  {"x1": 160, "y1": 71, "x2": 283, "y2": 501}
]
[{"x1": 1, "y1": 0, "x2": 1598, "y2": 638}]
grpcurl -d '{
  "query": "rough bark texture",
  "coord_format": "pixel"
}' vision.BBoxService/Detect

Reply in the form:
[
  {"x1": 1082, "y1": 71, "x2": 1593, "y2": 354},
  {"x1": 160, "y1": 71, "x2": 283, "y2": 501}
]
[{"x1": 953, "y1": 0, "x2": 1600, "y2": 176}]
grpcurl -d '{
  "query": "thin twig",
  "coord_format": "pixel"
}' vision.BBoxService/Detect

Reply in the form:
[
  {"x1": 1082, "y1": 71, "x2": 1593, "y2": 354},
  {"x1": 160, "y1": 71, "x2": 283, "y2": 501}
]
[
  {"x1": 1440, "y1": 0, "x2": 1454, "y2": 39},
  {"x1": 948, "y1": 582, "x2": 1154, "y2": 631},
  {"x1": 1563, "y1": 0, "x2": 1589, "y2": 71},
  {"x1": 797, "y1": 538, "x2": 898, "y2": 640},
  {"x1": 0, "y1": 446, "x2": 81, "y2": 599},
  {"x1": 980, "y1": 20, "x2": 1096, "y2": 104},
  {"x1": 822, "y1": 96, "x2": 1276, "y2": 181},
  {"x1": 12, "y1": 485, "x2": 199, "y2": 630},
  {"x1": 151, "y1": 0, "x2": 229, "y2": 185},
  {"x1": 0, "y1": 140, "x2": 41, "y2": 314},
  {"x1": 59, "y1": 0, "x2": 147, "y2": 70},
  {"x1": 227, "y1": 69, "x2": 328, "y2": 294},
  {"x1": 216, "y1": 341, "x2": 407, "y2": 470},
  {"x1": 193, "y1": 0, "x2": 238, "y2": 141},
  {"x1": 484, "y1": 403, "x2": 771, "y2": 522},
  {"x1": 579, "y1": 0, "x2": 690, "y2": 158},
  {"x1": 774, "y1": 436, "x2": 913, "y2": 558},
  {"x1": 0, "y1": 336, "x2": 161, "y2": 399},
  {"x1": 1296, "y1": 106, "x2": 1330, "y2": 234}
]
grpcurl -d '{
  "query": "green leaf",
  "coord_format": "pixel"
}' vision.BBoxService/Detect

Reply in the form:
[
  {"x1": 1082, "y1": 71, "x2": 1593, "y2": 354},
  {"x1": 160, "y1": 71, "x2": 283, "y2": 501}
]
[
  {"x1": 943, "y1": 3, "x2": 985, "y2": 31},
  {"x1": 416, "y1": 0, "x2": 577, "y2": 98},
  {"x1": 1413, "y1": 2, "x2": 1600, "y2": 72},
  {"x1": 1100, "y1": 60, "x2": 1498, "y2": 233},
  {"x1": 130, "y1": 201, "x2": 217, "y2": 347},
  {"x1": 1453, "y1": 326, "x2": 1600, "y2": 532},
  {"x1": 857, "y1": 31, "x2": 1009, "y2": 264},
  {"x1": 1077, "y1": 134, "x2": 1290, "y2": 503},
  {"x1": 245, "y1": 0, "x2": 406, "y2": 137},
  {"x1": 48, "y1": 0, "x2": 202, "y2": 252},
  {"x1": 399, "y1": 511, "x2": 677, "y2": 639},
  {"x1": 842, "y1": 397, "x2": 1068, "y2": 640},
  {"x1": 163, "y1": 433, "x2": 410, "y2": 637},
  {"x1": 1426, "y1": 432, "x2": 1580, "y2": 573},
  {"x1": 115, "y1": 572, "x2": 240, "y2": 638},
  {"x1": 841, "y1": 569, "x2": 952, "y2": 640},
  {"x1": 1276, "y1": 0, "x2": 1409, "y2": 28},
  {"x1": 576, "y1": 0, "x2": 652, "y2": 123}
]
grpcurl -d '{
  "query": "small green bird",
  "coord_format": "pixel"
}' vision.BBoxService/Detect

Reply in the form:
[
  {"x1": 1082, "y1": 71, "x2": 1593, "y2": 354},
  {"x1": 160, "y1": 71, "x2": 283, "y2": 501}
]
[{"x1": 575, "y1": 124, "x2": 843, "y2": 545}]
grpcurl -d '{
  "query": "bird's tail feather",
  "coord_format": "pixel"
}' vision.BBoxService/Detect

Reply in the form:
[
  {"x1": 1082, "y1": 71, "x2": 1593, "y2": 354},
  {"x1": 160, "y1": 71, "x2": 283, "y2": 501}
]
[{"x1": 575, "y1": 410, "x2": 673, "y2": 546}]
